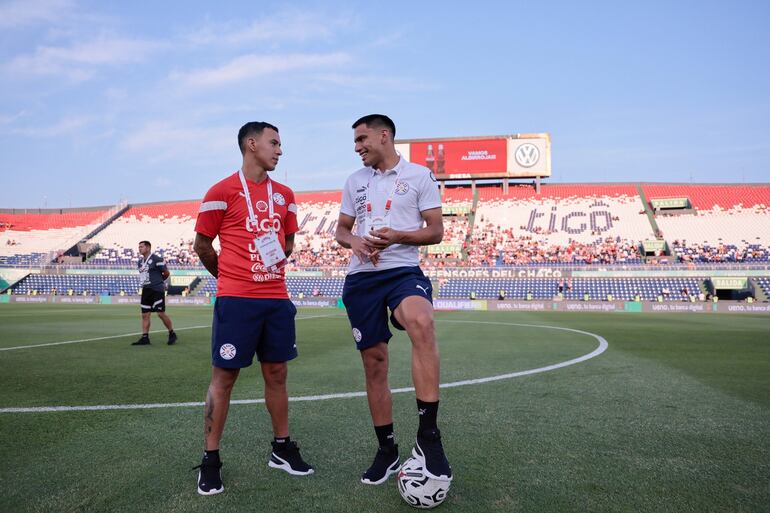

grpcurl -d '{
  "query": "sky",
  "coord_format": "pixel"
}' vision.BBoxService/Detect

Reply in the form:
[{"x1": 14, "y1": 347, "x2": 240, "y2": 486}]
[{"x1": 1, "y1": 0, "x2": 769, "y2": 209}]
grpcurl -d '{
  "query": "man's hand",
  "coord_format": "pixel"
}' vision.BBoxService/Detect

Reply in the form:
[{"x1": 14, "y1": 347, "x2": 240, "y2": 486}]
[
  {"x1": 351, "y1": 236, "x2": 381, "y2": 266},
  {"x1": 365, "y1": 227, "x2": 402, "y2": 250}
]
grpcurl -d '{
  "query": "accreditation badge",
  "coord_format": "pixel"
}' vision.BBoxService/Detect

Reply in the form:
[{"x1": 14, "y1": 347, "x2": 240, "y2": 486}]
[
  {"x1": 255, "y1": 232, "x2": 286, "y2": 271},
  {"x1": 364, "y1": 215, "x2": 390, "y2": 238}
]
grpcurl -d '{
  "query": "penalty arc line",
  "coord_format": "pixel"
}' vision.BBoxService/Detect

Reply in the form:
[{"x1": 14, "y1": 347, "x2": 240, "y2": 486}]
[{"x1": 0, "y1": 320, "x2": 608, "y2": 414}]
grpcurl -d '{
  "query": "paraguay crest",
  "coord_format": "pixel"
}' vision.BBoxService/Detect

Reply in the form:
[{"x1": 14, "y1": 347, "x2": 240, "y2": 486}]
[{"x1": 272, "y1": 192, "x2": 286, "y2": 206}]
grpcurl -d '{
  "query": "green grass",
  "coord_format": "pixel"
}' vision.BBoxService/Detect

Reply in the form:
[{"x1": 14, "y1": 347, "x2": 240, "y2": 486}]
[{"x1": 0, "y1": 304, "x2": 768, "y2": 513}]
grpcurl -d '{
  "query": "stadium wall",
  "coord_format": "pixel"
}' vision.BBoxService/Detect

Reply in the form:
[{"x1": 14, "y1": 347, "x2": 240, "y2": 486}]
[{"x1": 2, "y1": 294, "x2": 768, "y2": 314}]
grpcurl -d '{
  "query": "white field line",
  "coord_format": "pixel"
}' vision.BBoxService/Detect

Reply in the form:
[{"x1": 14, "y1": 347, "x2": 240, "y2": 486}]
[
  {"x1": 0, "y1": 320, "x2": 608, "y2": 414},
  {"x1": 0, "y1": 314, "x2": 337, "y2": 352}
]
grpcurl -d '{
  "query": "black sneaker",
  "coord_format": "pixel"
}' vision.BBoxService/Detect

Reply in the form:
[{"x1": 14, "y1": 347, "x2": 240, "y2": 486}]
[
  {"x1": 131, "y1": 336, "x2": 150, "y2": 346},
  {"x1": 361, "y1": 444, "x2": 400, "y2": 485},
  {"x1": 268, "y1": 441, "x2": 314, "y2": 476},
  {"x1": 412, "y1": 430, "x2": 452, "y2": 481},
  {"x1": 167, "y1": 332, "x2": 177, "y2": 345},
  {"x1": 193, "y1": 453, "x2": 224, "y2": 495}
]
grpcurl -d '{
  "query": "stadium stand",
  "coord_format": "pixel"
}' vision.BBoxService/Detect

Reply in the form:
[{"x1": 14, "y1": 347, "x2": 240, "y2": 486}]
[
  {"x1": 468, "y1": 184, "x2": 652, "y2": 266},
  {"x1": 421, "y1": 196, "x2": 473, "y2": 265},
  {"x1": 644, "y1": 185, "x2": 770, "y2": 253},
  {"x1": 12, "y1": 273, "x2": 141, "y2": 296},
  {"x1": 196, "y1": 276, "x2": 218, "y2": 296},
  {"x1": 4, "y1": 184, "x2": 770, "y2": 304},
  {"x1": 290, "y1": 191, "x2": 345, "y2": 268},
  {"x1": 438, "y1": 277, "x2": 705, "y2": 301},
  {"x1": 286, "y1": 276, "x2": 345, "y2": 298},
  {"x1": 0, "y1": 207, "x2": 114, "y2": 266},
  {"x1": 754, "y1": 278, "x2": 770, "y2": 299},
  {"x1": 88, "y1": 201, "x2": 202, "y2": 267}
]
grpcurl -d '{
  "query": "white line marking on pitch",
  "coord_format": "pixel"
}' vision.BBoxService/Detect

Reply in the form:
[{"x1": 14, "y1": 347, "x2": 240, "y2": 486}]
[
  {"x1": 0, "y1": 320, "x2": 608, "y2": 414},
  {"x1": 0, "y1": 314, "x2": 337, "y2": 352}
]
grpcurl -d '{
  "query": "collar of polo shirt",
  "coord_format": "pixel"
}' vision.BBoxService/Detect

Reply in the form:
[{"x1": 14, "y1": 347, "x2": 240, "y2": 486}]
[{"x1": 370, "y1": 154, "x2": 404, "y2": 176}]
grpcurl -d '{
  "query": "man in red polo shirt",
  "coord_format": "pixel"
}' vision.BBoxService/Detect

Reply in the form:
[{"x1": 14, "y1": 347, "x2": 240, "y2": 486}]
[{"x1": 192, "y1": 121, "x2": 313, "y2": 496}]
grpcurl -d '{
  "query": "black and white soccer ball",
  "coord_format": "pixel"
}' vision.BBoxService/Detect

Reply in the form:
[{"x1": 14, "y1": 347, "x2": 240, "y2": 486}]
[{"x1": 396, "y1": 457, "x2": 450, "y2": 509}]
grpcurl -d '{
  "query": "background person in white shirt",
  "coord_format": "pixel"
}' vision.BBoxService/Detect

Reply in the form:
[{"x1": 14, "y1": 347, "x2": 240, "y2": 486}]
[{"x1": 335, "y1": 114, "x2": 452, "y2": 485}]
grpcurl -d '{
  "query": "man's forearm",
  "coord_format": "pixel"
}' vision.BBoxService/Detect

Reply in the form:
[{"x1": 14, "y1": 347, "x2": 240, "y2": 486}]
[
  {"x1": 197, "y1": 249, "x2": 218, "y2": 278},
  {"x1": 335, "y1": 226, "x2": 354, "y2": 249},
  {"x1": 395, "y1": 224, "x2": 443, "y2": 246}
]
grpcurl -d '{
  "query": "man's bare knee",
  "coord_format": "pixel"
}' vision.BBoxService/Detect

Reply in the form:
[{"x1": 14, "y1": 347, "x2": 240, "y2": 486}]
[
  {"x1": 361, "y1": 346, "x2": 388, "y2": 379},
  {"x1": 262, "y1": 363, "x2": 287, "y2": 388},
  {"x1": 410, "y1": 311, "x2": 434, "y2": 332},
  {"x1": 211, "y1": 368, "x2": 238, "y2": 392}
]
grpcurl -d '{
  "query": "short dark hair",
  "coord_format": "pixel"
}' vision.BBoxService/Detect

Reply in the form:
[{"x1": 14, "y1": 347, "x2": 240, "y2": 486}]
[
  {"x1": 352, "y1": 114, "x2": 396, "y2": 139},
  {"x1": 139, "y1": 240, "x2": 151, "y2": 248},
  {"x1": 238, "y1": 121, "x2": 279, "y2": 154}
]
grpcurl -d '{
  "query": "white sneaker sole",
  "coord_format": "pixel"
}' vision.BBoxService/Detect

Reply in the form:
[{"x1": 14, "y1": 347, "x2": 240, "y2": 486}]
[
  {"x1": 412, "y1": 441, "x2": 453, "y2": 482},
  {"x1": 196, "y1": 471, "x2": 224, "y2": 495},
  {"x1": 268, "y1": 453, "x2": 315, "y2": 476},
  {"x1": 360, "y1": 457, "x2": 400, "y2": 485}
]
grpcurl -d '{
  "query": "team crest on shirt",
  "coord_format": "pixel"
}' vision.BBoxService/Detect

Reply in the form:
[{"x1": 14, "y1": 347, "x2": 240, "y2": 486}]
[
  {"x1": 255, "y1": 200, "x2": 268, "y2": 212},
  {"x1": 220, "y1": 343, "x2": 237, "y2": 360},
  {"x1": 272, "y1": 192, "x2": 286, "y2": 206},
  {"x1": 395, "y1": 181, "x2": 409, "y2": 195},
  {"x1": 352, "y1": 328, "x2": 362, "y2": 343}
]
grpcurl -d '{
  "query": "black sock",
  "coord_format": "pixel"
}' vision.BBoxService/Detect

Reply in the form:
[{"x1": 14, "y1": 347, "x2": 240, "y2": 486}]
[
  {"x1": 374, "y1": 423, "x2": 395, "y2": 448},
  {"x1": 274, "y1": 436, "x2": 290, "y2": 445},
  {"x1": 204, "y1": 449, "x2": 220, "y2": 461},
  {"x1": 417, "y1": 399, "x2": 439, "y2": 435},
  {"x1": 169, "y1": 330, "x2": 175, "y2": 335},
  {"x1": 141, "y1": 333, "x2": 149, "y2": 338}
]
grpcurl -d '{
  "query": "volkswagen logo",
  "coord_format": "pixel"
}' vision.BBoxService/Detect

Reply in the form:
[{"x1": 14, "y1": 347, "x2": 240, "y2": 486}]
[{"x1": 515, "y1": 143, "x2": 540, "y2": 168}]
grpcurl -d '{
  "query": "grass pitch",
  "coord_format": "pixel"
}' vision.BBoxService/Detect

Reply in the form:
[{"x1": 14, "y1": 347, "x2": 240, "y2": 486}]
[{"x1": 0, "y1": 304, "x2": 768, "y2": 513}]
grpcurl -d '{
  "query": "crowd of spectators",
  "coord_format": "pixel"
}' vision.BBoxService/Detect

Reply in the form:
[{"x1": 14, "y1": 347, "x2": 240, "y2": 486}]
[
  {"x1": 172, "y1": 238, "x2": 198, "y2": 266},
  {"x1": 671, "y1": 240, "x2": 769, "y2": 263},
  {"x1": 465, "y1": 221, "x2": 641, "y2": 266},
  {"x1": 287, "y1": 231, "x2": 349, "y2": 269},
  {"x1": 29, "y1": 217, "x2": 770, "y2": 270},
  {"x1": 442, "y1": 216, "x2": 470, "y2": 245},
  {"x1": 280, "y1": 218, "x2": 645, "y2": 268}
]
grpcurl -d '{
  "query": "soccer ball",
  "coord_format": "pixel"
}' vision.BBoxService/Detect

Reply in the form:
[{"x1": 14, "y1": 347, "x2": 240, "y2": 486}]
[{"x1": 396, "y1": 457, "x2": 450, "y2": 509}]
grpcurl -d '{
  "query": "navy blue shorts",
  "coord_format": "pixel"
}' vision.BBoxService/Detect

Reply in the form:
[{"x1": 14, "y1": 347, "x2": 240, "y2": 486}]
[
  {"x1": 342, "y1": 266, "x2": 433, "y2": 351},
  {"x1": 211, "y1": 296, "x2": 297, "y2": 368}
]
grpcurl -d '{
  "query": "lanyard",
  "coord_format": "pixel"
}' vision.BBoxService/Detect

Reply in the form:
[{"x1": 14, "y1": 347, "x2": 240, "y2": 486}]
[
  {"x1": 238, "y1": 169, "x2": 274, "y2": 232},
  {"x1": 140, "y1": 254, "x2": 151, "y2": 271},
  {"x1": 365, "y1": 167, "x2": 401, "y2": 219}
]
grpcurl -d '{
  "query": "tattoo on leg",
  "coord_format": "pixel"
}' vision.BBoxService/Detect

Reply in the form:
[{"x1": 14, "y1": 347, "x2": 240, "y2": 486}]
[{"x1": 205, "y1": 390, "x2": 215, "y2": 440}]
